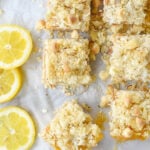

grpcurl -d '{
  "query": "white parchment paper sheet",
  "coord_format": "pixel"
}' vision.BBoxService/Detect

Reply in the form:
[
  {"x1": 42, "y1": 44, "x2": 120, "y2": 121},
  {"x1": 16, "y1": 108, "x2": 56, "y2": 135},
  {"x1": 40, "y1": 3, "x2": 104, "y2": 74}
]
[{"x1": 0, "y1": 0, "x2": 149, "y2": 150}]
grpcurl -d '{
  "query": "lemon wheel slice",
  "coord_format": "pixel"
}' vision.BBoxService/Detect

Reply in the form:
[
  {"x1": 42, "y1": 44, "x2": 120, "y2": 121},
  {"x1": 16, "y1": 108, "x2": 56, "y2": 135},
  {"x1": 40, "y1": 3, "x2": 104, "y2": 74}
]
[
  {"x1": 0, "y1": 106, "x2": 36, "y2": 150},
  {"x1": 0, "y1": 25, "x2": 33, "y2": 69},
  {"x1": 0, "y1": 69, "x2": 22, "y2": 103}
]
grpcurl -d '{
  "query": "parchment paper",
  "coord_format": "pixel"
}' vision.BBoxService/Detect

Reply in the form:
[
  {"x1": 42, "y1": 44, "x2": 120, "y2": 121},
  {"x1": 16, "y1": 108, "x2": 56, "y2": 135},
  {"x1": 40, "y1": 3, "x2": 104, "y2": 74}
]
[{"x1": 0, "y1": 0, "x2": 149, "y2": 150}]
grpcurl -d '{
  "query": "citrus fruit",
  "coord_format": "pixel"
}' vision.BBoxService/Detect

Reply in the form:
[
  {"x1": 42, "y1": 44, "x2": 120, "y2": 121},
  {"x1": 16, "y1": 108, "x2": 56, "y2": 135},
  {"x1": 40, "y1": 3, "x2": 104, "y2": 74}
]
[
  {"x1": 0, "y1": 106, "x2": 36, "y2": 150},
  {"x1": 0, "y1": 25, "x2": 33, "y2": 69},
  {"x1": 0, "y1": 68, "x2": 22, "y2": 103}
]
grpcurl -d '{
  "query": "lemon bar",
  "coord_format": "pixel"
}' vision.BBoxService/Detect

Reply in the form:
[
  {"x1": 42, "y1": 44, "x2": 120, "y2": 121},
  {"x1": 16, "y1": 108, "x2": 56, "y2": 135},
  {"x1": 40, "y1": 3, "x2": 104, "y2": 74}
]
[
  {"x1": 41, "y1": 100, "x2": 103, "y2": 150},
  {"x1": 101, "y1": 88, "x2": 150, "y2": 141},
  {"x1": 44, "y1": 0, "x2": 91, "y2": 31},
  {"x1": 42, "y1": 39, "x2": 92, "y2": 89},
  {"x1": 109, "y1": 35, "x2": 150, "y2": 83},
  {"x1": 103, "y1": 0, "x2": 148, "y2": 25}
]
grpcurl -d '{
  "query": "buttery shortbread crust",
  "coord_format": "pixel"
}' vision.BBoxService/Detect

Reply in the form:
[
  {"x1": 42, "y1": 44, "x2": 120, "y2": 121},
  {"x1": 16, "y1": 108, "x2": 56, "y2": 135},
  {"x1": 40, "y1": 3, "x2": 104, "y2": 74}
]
[
  {"x1": 41, "y1": 100, "x2": 103, "y2": 150},
  {"x1": 100, "y1": 87, "x2": 150, "y2": 141},
  {"x1": 42, "y1": 39, "x2": 93, "y2": 90}
]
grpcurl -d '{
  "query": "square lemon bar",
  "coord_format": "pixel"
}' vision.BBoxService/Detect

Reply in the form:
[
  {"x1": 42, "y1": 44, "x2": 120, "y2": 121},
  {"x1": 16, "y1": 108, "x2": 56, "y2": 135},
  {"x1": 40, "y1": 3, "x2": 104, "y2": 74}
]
[
  {"x1": 101, "y1": 88, "x2": 150, "y2": 141},
  {"x1": 103, "y1": 0, "x2": 148, "y2": 25},
  {"x1": 42, "y1": 39, "x2": 93, "y2": 89},
  {"x1": 41, "y1": 100, "x2": 103, "y2": 150},
  {"x1": 44, "y1": 0, "x2": 91, "y2": 31},
  {"x1": 109, "y1": 35, "x2": 150, "y2": 83}
]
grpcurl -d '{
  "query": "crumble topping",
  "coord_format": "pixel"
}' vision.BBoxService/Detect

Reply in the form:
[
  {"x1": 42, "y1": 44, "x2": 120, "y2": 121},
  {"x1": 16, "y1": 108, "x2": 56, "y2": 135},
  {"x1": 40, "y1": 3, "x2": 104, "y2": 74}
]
[
  {"x1": 100, "y1": 88, "x2": 150, "y2": 141},
  {"x1": 109, "y1": 35, "x2": 150, "y2": 83},
  {"x1": 42, "y1": 0, "x2": 91, "y2": 31},
  {"x1": 103, "y1": 0, "x2": 148, "y2": 25},
  {"x1": 42, "y1": 39, "x2": 93, "y2": 90},
  {"x1": 41, "y1": 100, "x2": 103, "y2": 150}
]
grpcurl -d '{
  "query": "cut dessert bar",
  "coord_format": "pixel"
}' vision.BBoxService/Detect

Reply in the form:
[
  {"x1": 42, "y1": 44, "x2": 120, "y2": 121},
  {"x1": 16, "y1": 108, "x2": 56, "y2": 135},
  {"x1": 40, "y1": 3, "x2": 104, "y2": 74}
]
[
  {"x1": 109, "y1": 35, "x2": 150, "y2": 83},
  {"x1": 103, "y1": 0, "x2": 148, "y2": 25},
  {"x1": 42, "y1": 39, "x2": 93, "y2": 89},
  {"x1": 41, "y1": 100, "x2": 103, "y2": 150},
  {"x1": 101, "y1": 87, "x2": 150, "y2": 141},
  {"x1": 43, "y1": 0, "x2": 91, "y2": 31}
]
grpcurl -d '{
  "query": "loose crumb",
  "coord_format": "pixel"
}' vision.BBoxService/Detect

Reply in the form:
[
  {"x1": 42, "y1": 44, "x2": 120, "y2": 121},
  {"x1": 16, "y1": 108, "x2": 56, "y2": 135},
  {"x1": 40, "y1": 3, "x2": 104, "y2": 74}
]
[
  {"x1": 94, "y1": 111, "x2": 107, "y2": 129},
  {"x1": 42, "y1": 108, "x2": 48, "y2": 114},
  {"x1": 36, "y1": 56, "x2": 42, "y2": 62},
  {"x1": 99, "y1": 70, "x2": 109, "y2": 81},
  {"x1": 71, "y1": 30, "x2": 79, "y2": 39},
  {"x1": 0, "y1": 9, "x2": 4, "y2": 15},
  {"x1": 81, "y1": 103, "x2": 91, "y2": 112}
]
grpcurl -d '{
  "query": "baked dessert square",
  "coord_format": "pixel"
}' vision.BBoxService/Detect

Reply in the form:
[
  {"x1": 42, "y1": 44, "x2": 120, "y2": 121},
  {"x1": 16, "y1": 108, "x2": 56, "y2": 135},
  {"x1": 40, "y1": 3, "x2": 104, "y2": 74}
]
[
  {"x1": 42, "y1": 39, "x2": 93, "y2": 90},
  {"x1": 44, "y1": 0, "x2": 91, "y2": 32},
  {"x1": 109, "y1": 35, "x2": 150, "y2": 83},
  {"x1": 101, "y1": 88, "x2": 150, "y2": 141},
  {"x1": 41, "y1": 100, "x2": 103, "y2": 150},
  {"x1": 103, "y1": 0, "x2": 148, "y2": 25}
]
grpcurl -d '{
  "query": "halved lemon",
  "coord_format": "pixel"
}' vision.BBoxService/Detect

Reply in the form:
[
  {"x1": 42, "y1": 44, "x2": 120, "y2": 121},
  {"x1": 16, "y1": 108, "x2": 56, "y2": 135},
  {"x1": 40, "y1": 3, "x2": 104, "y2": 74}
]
[
  {"x1": 0, "y1": 68, "x2": 22, "y2": 103},
  {"x1": 0, "y1": 25, "x2": 33, "y2": 69},
  {"x1": 0, "y1": 106, "x2": 36, "y2": 150}
]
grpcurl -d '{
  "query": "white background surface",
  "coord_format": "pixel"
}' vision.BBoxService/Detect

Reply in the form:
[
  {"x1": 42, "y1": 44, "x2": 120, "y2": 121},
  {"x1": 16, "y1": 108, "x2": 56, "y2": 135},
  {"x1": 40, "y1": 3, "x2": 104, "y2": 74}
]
[{"x1": 0, "y1": 0, "x2": 149, "y2": 150}]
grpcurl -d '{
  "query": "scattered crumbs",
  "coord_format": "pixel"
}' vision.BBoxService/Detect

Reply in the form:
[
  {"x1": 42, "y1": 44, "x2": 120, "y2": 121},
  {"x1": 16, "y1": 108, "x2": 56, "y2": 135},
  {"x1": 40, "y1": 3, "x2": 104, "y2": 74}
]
[
  {"x1": 38, "y1": 48, "x2": 42, "y2": 52},
  {"x1": 45, "y1": 92, "x2": 48, "y2": 96},
  {"x1": 63, "y1": 86, "x2": 73, "y2": 96},
  {"x1": 42, "y1": 108, "x2": 48, "y2": 114},
  {"x1": 0, "y1": 9, "x2": 4, "y2": 15},
  {"x1": 127, "y1": 84, "x2": 136, "y2": 90},
  {"x1": 38, "y1": 38, "x2": 42, "y2": 42},
  {"x1": 71, "y1": 30, "x2": 79, "y2": 39},
  {"x1": 57, "y1": 31, "x2": 65, "y2": 38},
  {"x1": 49, "y1": 31, "x2": 54, "y2": 39},
  {"x1": 36, "y1": 20, "x2": 46, "y2": 31},
  {"x1": 99, "y1": 70, "x2": 109, "y2": 81},
  {"x1": 98, "y1": 104, "x2": 101, "y2": 108},
  {"x1": 65, "y1": 92, "x2": 72, "y2": 96},
  {"x1": 81, "y1": 103, "x2": 91, "y2": 112},
  {"x1": 94, "y1": 111, "x2": 107, "y2": 129},
  {"x1": 32, "y1": 43, "x2": 38, "y2": 52},
  {"x1": 36, "y1": 56, "x2": 42, "y2": 62}
]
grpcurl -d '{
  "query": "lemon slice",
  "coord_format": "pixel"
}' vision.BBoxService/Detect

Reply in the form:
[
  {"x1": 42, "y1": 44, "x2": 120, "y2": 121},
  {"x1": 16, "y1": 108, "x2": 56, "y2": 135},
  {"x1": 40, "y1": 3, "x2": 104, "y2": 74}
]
[
  {"x1": 0, "y1": 106, "x2": 36, "y2": 150},
  {"x1": 0, "y1": 69, "x2": 22, "y2": 103},
  {"x1": 0, "y1": 25, "x2": 33, "y2": 69}
]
